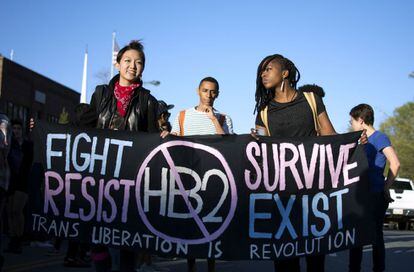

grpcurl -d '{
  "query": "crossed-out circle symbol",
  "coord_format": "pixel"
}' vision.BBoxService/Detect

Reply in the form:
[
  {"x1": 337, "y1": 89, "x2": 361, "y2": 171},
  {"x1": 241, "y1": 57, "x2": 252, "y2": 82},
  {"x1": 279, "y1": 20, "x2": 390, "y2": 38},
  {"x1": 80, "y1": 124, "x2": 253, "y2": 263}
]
[{"x1": 136, "y1": 140, "x2": 238, "y2": 245}]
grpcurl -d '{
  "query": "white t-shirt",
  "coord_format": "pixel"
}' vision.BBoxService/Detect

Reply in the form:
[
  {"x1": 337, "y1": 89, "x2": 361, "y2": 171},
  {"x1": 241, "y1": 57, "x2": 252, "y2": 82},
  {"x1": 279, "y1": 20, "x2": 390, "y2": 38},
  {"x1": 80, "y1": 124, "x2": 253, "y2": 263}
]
[{"x1": 171, "y1": 107, "x2": 233, "y2": 136}]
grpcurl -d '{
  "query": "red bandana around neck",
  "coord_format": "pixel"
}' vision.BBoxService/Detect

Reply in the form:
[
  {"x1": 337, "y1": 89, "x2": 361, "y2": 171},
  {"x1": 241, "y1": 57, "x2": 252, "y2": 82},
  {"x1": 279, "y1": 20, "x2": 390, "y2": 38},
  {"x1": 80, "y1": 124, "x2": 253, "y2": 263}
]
[{"x1": 114, "y1": 81, "x2": 140, "y2": 117}]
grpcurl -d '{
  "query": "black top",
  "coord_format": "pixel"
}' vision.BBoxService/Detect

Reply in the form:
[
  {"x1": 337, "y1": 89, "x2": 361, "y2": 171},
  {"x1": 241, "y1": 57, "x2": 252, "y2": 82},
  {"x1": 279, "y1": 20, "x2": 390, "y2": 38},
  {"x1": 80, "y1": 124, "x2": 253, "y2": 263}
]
[
  {"x1": 255, "y1": 91, "x2": 326, "y2": 137},
  {"x1": 79, "y1": 74, "x2": 159, "y2": 133},
  {"x1": 7, "y1": 138, "x2": 33, "y2": 193}
]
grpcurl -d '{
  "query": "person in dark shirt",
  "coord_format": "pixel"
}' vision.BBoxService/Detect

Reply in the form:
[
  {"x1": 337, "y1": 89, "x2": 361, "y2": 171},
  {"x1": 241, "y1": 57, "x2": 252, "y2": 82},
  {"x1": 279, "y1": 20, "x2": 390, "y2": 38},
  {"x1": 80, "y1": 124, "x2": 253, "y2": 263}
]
[
  {"x1": 28, "y1": 41, "x2": 162, "y2": 272},
  {"x1": 6, "y1": 119, "x2": 33, "y2": 254},
  {"x1": 0, "y1": 113, "x2": 11, "y2": 269},
  {"x1": 348, "y1": 104, "x2": 400, "y2": 272},
  {"x1": 253, "y1": 54, "x2": 337, "y2": 272},
  {"x1": 157, "y1": 100, "x2": 174, "y2": 132},
  {"x1": 79, "y1": 40, "x2": 160, "y2": 272},
  {"x1": 254, "y1": 54, "x2": 336, "y2": 138}
]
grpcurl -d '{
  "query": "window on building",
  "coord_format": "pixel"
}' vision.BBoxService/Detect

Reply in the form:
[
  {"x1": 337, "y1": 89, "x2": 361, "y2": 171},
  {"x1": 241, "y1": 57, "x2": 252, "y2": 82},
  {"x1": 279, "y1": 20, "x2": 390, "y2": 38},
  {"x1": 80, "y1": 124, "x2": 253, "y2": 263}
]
[
  {"x1": 35, "y1": 90, "x2": 46, "y2": 104},
  {"x1": 5, "y1": 101, "x2": 29, "y2": 130},
  {"x1": 47, "y1": 114, "x2": 58, "y2": 123}
]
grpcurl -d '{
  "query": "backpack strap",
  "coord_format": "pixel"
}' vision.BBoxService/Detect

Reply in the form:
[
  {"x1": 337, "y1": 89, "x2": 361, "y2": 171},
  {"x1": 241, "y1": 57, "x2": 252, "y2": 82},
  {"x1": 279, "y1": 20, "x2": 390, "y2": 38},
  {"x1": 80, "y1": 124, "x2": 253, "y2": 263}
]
[
  {"x1": 179, "y1": 110, "x2": 186, "y2": 136},
  {"x1": 218, "y1": 114, "x2": 226, "y2": 127},
  {"x1": 303, "y1": 92, "x2": 321, "y2": 135},
  {"x1": 260, "y1": 106, "x2": 270, "y2": 136}
]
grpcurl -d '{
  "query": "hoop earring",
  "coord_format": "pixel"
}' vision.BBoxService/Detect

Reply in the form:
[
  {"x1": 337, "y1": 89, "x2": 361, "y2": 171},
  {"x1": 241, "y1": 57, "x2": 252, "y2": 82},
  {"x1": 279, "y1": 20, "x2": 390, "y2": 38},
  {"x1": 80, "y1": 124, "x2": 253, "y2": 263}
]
[{"x1": 280, "y1": 79, "x2": 285, "y2": 92}]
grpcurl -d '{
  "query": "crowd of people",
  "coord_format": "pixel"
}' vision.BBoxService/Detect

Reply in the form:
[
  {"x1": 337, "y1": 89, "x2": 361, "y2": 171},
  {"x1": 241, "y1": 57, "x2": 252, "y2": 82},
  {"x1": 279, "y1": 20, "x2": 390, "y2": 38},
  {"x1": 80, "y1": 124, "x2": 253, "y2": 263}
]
[{"x1": 0, "y1": 40, "x2": 401, "y2": 272}]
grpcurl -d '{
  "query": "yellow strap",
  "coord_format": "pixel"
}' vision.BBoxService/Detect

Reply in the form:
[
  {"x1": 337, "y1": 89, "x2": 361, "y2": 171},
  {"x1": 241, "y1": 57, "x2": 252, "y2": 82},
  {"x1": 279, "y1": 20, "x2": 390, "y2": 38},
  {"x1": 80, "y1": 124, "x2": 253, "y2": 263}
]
[
  {"x1": 303, "y1": 92, "x2": 321, "y2": 135},
  {"x1": 260, "y1": 106, "x2": 270, "y2": 136},
  {"x1": 179, "y1": 110, "x2": 185, "y2": 136}
]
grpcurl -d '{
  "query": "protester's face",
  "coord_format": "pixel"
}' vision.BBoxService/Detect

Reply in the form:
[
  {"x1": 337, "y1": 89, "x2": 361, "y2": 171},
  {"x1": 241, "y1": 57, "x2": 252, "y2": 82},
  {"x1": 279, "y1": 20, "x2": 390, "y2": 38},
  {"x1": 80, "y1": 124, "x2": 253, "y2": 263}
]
[
  {"x1": 261, "y1": 61, "x2": 285, "y2": 90},
  {"x1": 349, "y1": 117, "x2": 363, "y2": 131},
  {"x1": 12, "y1": 124, "x2": 22, "y2": 139},
  {"x1": 198, "y1": 81, "x2": 219, "y2": 107},
  {"x1": 116, "y1": 49, "x2": 144, "y2": 86}
]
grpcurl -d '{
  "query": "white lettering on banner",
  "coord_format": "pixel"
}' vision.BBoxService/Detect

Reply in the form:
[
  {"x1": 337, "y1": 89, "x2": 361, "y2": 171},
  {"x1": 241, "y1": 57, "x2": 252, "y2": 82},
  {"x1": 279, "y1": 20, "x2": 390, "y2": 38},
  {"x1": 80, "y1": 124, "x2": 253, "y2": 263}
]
[
  {"x1": 46, "y1": 133, "x2": 67, "y2": 169},
  {"x1": 143, "y1": 166, "x2": 229, "y2": 223},
  {"x1": 72, "y1": 133, "x2": 91, "y2": 172},
  {"x1": 143, "y1": 167, "x2": 168, "y2": 216},
  {"x1": 249, "y1": 237, "x2": 324, "y2": 259},
  {"x1": 249, "y1": 229, "x2": 354, "y2": 260},
  {"x1": 32, "y1": 214, "x2": 79, "y2": 238},
  {"x1": 43, "y1": 171, "x2": 134, "y2": 224},
  {"x1": 32, "y1": 215, "x2": 190, "y2": 256},
  {"x1": 91, "y1": 226, "x2": 188, "y2": 255},
  {"x1": 167, "y1": 166, "x2": 203, "y2": 219},
  {"x1": 40, "y1": 128, "x2": 367, "y2": 259},
  {"x1": 202, "y1": 169, "x2": 229, "y2": 223},
  {"x1": 249, "y1": 189, "x2": 349, "y2": 239},
  {"x1": 245, "y1": 142, "x2": 359, "y2": 191},
  {"x1": 46, "y1": 133, "x2": 132, "y2": 178},
  {"x1": 208, "y1": 241, "x2": 223, "y2": 258},
  {"x1": 328, "y1": 228, "x2": 356, "y2": 250}
]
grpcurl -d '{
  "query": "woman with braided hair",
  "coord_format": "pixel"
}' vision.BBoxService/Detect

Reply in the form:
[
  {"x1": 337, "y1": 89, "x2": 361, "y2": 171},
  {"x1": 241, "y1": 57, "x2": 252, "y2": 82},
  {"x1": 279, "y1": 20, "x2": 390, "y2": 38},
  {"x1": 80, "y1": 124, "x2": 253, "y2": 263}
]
[
  {"x1": 254, "y1": 54, "x2": 336, "y2": 138},
  {"x1": 253, "y1": 54, "x2": 336, "y2": 272}
]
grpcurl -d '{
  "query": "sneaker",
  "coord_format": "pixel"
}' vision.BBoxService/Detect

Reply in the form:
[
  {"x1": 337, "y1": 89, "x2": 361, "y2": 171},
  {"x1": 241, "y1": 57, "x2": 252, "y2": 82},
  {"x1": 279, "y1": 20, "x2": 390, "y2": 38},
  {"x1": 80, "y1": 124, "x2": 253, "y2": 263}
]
[
  {"x1": 137, "y1": 264, "x2": 159, "y2": 272},
  {"x1": 63, "y1": 257, "x2": 91, "y2": 268},
  {"x1": 30, "y1": 241, "x2": 54, "y2": 248},
  {"x1": 46, "y1": 249, "x2": 61, "y2": 256},
  {"x1": 139, "y1": 263, "x2": 169, "y2": 272}
]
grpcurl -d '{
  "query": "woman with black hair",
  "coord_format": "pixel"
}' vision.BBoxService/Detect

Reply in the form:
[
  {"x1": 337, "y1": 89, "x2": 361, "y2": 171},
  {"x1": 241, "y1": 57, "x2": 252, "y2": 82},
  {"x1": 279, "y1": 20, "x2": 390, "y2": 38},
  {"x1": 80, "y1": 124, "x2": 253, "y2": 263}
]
[
  {"x1": 79, "y1": 40, "x2": 160, "y2": 272},
  {"x1": 253, "y1": 54, "x2": 336, "y2": 272},
  {"x1": 254, "y1": 54, "x2": 336, "y2": 138}
]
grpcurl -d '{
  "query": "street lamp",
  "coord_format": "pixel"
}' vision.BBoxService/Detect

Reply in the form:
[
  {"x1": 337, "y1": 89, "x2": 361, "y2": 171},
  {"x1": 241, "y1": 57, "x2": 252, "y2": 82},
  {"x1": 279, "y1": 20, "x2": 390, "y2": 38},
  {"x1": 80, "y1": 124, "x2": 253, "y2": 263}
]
[{"x1": 144, "y1": 80, "x2": 161, "y2": 86}]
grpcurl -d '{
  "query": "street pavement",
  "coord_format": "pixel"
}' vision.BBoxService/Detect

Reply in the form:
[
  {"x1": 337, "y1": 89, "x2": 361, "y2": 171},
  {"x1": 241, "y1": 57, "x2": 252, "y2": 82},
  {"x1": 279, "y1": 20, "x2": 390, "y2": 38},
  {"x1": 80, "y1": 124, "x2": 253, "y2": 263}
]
[{"x1": 2, "y1": 228, "x2": 414, "y2": 272}]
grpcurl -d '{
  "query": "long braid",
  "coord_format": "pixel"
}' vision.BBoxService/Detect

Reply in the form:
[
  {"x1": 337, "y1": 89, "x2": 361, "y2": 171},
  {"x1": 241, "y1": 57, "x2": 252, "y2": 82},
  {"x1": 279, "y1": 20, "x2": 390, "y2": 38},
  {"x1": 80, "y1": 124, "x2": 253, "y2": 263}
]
[
  {"x1": 254, "y1": 54, "x2": 283, "y2": 113},
  {"x1": 254, "y1": 54, "x2": 301, "y2": 114},
  {"x1": 283, "y1": 58, "x2": 301, "y2": 90}
]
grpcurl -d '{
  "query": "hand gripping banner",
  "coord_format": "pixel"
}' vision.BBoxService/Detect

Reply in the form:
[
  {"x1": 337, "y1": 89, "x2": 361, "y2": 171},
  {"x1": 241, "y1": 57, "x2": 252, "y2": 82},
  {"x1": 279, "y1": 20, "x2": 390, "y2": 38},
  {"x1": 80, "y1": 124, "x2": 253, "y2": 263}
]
[{"x1": 31, "y1": 121, "x2": 374, "y2": 260}]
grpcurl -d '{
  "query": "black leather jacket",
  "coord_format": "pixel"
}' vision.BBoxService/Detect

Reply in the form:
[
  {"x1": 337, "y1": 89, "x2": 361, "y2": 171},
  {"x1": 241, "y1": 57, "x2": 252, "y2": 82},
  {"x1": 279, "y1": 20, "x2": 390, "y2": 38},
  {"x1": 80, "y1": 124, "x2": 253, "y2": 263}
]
[{"x1": 80, "y1": 75, "x2": 159, "y2": 132}]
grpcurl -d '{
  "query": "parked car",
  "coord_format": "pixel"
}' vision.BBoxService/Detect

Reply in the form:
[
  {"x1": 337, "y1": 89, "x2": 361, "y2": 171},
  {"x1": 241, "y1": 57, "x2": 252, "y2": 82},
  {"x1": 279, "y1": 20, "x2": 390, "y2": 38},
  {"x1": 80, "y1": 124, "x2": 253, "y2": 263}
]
[{"x1": 385, "y1": 178, "x2": 414, "y2": 230}]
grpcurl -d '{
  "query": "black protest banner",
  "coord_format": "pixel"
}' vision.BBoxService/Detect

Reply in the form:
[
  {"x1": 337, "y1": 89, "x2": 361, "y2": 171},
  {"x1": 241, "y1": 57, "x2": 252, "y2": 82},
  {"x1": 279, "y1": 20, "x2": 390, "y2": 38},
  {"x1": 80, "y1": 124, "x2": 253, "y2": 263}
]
[{"x1": 31, "y1": 121, "x2": 374, "y2": 260}]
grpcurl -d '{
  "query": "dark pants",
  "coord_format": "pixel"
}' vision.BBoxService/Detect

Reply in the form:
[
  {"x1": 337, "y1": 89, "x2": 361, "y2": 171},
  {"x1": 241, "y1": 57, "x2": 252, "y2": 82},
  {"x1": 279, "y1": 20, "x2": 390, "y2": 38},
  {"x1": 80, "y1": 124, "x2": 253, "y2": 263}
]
[
  {"x1": 0, "y1": 188, "x2": 7, "y2": 253},
  {"x1": 349, "y1": 192, "x2": 388, "y2": 272},
  {"x1": 66, "y1": 241, "x2": 79, "y2": 259},
  {"x1": 274, "y1": 255, "x2": 325, "y2": 272},
  {"x1": 119, "y1": 249, "x2": 136, "y2": 272},
  {"x1": 187, "y1": 258, "x2": 216, "y2": 272},
  {"x1": 93, "y1": 247, "x2": 136, "y2": 272}
]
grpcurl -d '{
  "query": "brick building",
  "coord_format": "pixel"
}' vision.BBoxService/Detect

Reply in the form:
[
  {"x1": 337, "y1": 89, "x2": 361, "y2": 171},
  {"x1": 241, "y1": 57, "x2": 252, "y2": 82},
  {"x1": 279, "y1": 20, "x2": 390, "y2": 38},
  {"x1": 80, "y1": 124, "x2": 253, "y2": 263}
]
[{"x1": 0, "y1": 56, "x2": 80, "y2": 132}]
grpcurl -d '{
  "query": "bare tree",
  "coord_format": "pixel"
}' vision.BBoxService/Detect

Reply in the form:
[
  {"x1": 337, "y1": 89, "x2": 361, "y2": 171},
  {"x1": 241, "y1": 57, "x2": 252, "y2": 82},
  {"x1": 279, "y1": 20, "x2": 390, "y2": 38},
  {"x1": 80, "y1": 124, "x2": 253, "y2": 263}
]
[{"x1": 95, "y1": 69, "x2": 110, "y2": 84}]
